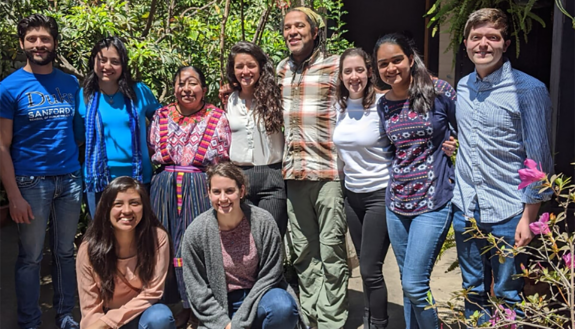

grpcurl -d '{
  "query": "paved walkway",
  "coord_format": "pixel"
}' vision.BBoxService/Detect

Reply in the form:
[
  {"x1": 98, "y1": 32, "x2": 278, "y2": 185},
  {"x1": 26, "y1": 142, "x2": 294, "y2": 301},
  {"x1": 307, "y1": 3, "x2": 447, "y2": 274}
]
[{"x1": 0, "y1": 220, "x2": 462, "y2": 329}]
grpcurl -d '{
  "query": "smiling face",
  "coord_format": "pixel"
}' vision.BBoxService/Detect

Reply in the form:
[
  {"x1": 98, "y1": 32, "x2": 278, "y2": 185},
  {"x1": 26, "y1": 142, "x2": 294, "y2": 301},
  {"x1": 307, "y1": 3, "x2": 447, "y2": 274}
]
[
  {"x1": 109, "y1": 188, "x2": 143, "y2": 233},
  {"x1": 94, "y1": 46, "x2": 122, "y2": 84},
  {"x1": 341, "y1": 55, "x2": 370, "y2": 99},
  {"x1": 464, "y1": 22, "x2": 510, "y2": 78},
  {"x1": 174, "y1": 68, "x2": 207, "y2": 112},
  {"x1": 208, "y1": 175, "x2": 245, "y2": 216},
  {"x1": 283, "y1": 11, "x2": 318, "y2": 63},
  {"x1": 20, "y1": 26, "x2": 57, "y2": 66},
  {"x1": 376, "y1": 43, "x2": 413, "y2": 91},
  {"x1": 233, "y1": 53, "x2": 261, "y2": 93}
]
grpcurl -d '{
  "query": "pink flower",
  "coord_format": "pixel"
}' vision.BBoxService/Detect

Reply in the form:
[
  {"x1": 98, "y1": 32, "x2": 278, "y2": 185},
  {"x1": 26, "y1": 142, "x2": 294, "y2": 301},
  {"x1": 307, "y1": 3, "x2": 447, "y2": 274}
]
[
  {"x1": 518, "y1": 159, "x2": 546, "y2": 189},
  {"x1": 563, "y1": 253, "x2": 574, "y2": 269},
  {"x1": 490, "y1": 306, "x2": 517, "y2": 329},
  {"x1": 529, "y1": 212, "x2": 551, "y2": 235}
]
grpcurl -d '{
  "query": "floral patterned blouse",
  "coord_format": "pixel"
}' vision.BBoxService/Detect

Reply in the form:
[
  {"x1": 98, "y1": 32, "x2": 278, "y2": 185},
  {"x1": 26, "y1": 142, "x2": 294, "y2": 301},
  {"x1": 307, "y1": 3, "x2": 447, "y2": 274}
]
[{"x1": 149, "y1": 103, "x2": 231, "y2": 167}]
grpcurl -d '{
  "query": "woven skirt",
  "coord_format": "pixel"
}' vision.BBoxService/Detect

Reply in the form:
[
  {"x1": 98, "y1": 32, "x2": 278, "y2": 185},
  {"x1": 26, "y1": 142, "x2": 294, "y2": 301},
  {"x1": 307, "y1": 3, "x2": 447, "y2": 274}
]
[{"x1": 150, "y1": 169, "x2": 211, "y2": 308}]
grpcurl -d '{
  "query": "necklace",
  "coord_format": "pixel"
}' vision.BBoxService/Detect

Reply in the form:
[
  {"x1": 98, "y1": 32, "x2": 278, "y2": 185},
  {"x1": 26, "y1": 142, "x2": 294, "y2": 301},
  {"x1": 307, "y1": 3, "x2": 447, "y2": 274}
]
[
  {"x1": 102, "y1": 87, "x2": 119, "y2": 104},
  {"x1": 175, "y1": 100, "x2": 206, "y2": 117}
]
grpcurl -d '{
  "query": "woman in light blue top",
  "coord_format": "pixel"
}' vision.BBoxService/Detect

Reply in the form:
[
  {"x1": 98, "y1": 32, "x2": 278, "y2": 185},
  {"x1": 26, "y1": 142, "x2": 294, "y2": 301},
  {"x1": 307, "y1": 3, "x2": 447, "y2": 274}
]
[{"x1": 74, "y1": 36, "x2": 160, "y2": 216}]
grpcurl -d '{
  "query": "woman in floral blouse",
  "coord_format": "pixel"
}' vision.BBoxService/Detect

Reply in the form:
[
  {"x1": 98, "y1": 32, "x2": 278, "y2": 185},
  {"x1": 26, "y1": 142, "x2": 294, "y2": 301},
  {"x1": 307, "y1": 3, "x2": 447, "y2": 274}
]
[{"x1": 148, "y1": 65, "x2": 231, "y2": 327}]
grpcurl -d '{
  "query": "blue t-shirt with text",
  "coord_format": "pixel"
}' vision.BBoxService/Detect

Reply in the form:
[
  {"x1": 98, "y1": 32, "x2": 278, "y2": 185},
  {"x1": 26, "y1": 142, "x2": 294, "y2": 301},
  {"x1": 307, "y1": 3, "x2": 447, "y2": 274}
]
[
  {"x1": 74, "y1": 82, "x2": 160, "y2": 184},
  {"x1": 0, "y1": 68, "x2": 80, "y2": 176}
]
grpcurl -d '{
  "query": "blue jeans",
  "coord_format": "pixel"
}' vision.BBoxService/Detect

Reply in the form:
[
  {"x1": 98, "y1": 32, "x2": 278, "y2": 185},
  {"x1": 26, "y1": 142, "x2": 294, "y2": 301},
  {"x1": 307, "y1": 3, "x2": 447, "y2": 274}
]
[
  {"x1": 122, "y1": 303, "x2": 176, "y2": 329},
  {"x1": 228, "y1": 288, "x2": 299, "y2": 329},
  {"x1": 14, "y1": 171, "x2": 82, "y2": 328},
  {"x1": 453, "y1": 206, "x2": 526, "y2": 324},
  {"x1": 386, "y1": 202, "x2": 453, "y2": 329}
]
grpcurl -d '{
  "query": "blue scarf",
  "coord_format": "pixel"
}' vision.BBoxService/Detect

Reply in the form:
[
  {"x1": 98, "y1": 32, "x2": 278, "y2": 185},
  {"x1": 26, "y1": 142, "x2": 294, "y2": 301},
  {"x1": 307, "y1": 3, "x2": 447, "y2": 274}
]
[{"x1": 85, "y1": 91, "x2": 143, "y2": 192}]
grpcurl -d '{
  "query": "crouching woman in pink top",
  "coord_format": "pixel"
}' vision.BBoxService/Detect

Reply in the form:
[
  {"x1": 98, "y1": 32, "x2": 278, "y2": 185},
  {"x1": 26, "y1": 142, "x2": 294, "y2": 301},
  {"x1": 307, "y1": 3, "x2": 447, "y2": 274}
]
[{"x1": 76, "y1": 176, "x2": 175, "y2": 329}]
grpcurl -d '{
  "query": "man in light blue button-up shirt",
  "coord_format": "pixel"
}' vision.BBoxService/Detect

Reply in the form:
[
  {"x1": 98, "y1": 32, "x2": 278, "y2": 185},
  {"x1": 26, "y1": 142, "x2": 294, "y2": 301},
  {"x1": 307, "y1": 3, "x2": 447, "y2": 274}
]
[{"x1": 452, "y1": 8, "x2": 553, "y2": 324}]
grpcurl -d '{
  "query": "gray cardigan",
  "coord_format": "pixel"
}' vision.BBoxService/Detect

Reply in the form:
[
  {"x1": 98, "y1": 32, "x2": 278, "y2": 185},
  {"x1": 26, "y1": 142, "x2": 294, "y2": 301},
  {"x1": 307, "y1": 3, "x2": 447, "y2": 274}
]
[{"x1": 182, "y1": 204, "x2": 302, "y2": 329}]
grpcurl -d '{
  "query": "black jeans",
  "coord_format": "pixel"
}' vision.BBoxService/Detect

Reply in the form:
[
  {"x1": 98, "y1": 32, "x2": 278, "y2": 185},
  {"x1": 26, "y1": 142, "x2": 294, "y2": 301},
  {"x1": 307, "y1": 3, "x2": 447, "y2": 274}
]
[
  {"x1": 240, "y1": 163, "x2": 288, "y2": 237},
  {"x1": 345, "y1": 187, "x2": 390, "y2": 328}
]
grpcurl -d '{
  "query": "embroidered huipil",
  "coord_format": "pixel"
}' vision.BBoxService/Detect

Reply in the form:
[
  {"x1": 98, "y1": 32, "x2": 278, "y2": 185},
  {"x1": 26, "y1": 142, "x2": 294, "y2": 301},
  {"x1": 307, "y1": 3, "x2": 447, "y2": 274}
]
[
  {"x1": 453, "y1": 59, "x2": 553, "y2": 223},
  {"x1": 148, "y1": 103, "x2": 231, "y2": 167},
  {"x1": 276, "y1": 50, "x2": 341, "y2": 181},
  {"x1": 378, "y1": 79, "x2": 457, "y2": 215}
]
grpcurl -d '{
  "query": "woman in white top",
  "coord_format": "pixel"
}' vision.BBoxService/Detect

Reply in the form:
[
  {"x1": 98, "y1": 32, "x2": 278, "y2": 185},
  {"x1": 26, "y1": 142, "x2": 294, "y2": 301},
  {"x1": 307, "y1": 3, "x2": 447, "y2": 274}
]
[
  {"x1": 224, "y1": 41, "x2": 287, "y2": 236},
  {"x1": 332, "y1": 48, "x2": 393, "y2": 329}
]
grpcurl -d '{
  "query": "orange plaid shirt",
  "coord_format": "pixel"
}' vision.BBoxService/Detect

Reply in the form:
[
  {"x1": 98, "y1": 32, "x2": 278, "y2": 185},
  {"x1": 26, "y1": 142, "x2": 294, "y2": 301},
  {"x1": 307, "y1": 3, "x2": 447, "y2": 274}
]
[{"x1": 276, "y1": 50, "x2": 342, "y2": 181}]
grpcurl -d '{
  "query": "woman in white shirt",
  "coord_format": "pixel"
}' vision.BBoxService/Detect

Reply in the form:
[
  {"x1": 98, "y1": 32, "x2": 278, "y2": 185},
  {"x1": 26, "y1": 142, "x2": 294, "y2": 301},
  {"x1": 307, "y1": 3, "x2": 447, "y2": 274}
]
[
  {"x1": 224, "y1": 41, "x2": 287, "y2": 236},
  {"x1": 332, "y1": 48, "x2": 393, "y2": 329}
]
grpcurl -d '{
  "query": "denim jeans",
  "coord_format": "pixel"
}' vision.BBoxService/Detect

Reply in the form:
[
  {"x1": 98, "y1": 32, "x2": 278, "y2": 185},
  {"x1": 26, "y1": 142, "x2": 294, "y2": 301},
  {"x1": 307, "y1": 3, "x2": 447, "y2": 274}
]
[
  {"x1": 228, "y1": 288, "x2": 299, "y2": 329},
  {"x1": 453, "y1": 206, "x2": 526, "y2": 324},
  {"x1": 122, "y1": 303, "x2": 176, "y2": 329},
  {"x1": 14, "y1": 171, "x2": 82, "y2": 328},
  {"x1": 386, "y1": 202, "x2": 453, "y2": 329}
]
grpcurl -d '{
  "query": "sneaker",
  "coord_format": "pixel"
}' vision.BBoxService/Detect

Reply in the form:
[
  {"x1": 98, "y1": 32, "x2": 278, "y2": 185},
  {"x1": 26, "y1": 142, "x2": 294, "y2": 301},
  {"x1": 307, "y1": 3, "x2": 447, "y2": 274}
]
[{"x1": 56, "y1": 314, "x2": 79, "y2": 329}]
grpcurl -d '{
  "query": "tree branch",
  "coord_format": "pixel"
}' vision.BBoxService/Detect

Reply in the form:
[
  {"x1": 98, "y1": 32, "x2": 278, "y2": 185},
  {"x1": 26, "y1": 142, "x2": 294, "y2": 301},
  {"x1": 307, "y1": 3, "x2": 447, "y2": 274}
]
[
  {"x1": 219, "y1": 0, "x2": 232, "y2": 81},
  {"x1": 165, "y1": 0, "x2": 176, "y2": 35},
  {"x1": 179, "y1": 0, "x2": 218, "y2": 18},
  {"x1": 252, "y1": 3, "x2": 272, "y2": 45},
  {"x1": 240, "y1": 0, "x2": 245, "y2": 41},
  {"x1": 56, "y1": 54, "x2": 84, "y2": 80},
  {"x1": 142, "y1": 0, "x2": 157, "y2": 38}
]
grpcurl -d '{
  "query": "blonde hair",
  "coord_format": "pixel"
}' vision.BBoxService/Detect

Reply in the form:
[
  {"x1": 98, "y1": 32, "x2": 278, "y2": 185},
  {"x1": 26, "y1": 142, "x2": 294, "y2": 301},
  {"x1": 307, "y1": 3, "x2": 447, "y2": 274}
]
[{"x1": 463, "y1": 8, "x2": 509, "y2": 40}]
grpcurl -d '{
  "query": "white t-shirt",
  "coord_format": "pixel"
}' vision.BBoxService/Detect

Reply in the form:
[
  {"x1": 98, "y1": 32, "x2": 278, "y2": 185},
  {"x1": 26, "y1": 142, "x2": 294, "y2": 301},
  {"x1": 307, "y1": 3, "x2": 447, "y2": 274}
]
[
  {"x1": 227, "y1": 91, "x2": 284, "y2": 166},
  {"x1": 333, "y1": 95, "x2": 392, "y2": 193}
]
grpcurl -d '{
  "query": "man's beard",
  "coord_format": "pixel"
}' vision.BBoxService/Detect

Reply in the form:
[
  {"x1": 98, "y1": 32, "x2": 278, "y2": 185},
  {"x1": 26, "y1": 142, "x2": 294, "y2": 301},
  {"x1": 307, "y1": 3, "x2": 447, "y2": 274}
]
[{"x1": 24, "y1": 47, "x2": 57, "y2": 66}]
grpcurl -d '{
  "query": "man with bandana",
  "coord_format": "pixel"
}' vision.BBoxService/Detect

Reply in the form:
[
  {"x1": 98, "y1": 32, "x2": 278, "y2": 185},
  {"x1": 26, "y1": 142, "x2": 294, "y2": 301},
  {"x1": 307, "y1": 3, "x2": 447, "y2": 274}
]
[
  {"x1": 0, "y1": 14, "x2": 81, "y2": 329},
  {"x1": 276, "y1": 7, "x2": 349, "y2": 329}
]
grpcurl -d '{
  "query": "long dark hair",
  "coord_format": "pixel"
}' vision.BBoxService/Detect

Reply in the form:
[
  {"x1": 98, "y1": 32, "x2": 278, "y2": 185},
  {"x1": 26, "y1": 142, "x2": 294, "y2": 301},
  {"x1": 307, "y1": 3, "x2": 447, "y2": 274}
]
[
  {"x1": 83, "y1": 177, "x2": 167, "y2": 303},
  {"x1": 373, "y1": 33, "x2": 436, "y2": 114},
  {"x1": 336, "y1": 48, "x2": 376, "y2": 110},
  {"x1": 83, "y1": 36, "x2": 136, "y2": 103},
  {"x1": 226, "y1": 42, "x2": 283, "y2": 133}
]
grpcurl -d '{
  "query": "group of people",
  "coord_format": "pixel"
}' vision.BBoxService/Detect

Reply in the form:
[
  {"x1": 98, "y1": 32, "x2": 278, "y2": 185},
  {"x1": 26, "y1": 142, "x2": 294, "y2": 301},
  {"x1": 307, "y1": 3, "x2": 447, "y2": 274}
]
[{"x1": 0, "y1": 5, "x2": 553, "y2": 329}]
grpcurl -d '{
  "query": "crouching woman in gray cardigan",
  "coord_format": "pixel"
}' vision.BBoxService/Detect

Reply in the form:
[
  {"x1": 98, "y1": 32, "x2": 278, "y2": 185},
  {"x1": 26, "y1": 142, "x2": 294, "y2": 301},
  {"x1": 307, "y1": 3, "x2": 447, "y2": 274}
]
[{"x1": 181, "y1": 162, "x2": 300, "y2": 329}]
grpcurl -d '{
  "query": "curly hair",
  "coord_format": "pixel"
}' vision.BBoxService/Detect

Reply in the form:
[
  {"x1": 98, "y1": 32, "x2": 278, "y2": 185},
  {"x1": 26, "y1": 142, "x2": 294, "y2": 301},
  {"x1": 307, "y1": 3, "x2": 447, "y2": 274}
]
[
  {"x1": 226, "y1": 41, "x2": 284, "y2": 134},
  {"x1": 336, "y1": 48, "x2": 376, "y2": 111}
]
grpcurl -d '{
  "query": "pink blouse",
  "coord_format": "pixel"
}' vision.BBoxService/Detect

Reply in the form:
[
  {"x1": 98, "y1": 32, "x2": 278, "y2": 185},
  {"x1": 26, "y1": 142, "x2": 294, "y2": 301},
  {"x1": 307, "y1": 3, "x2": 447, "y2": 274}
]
[{"x1": 76, "y1": 228, "x2": 170, "y2": 329}]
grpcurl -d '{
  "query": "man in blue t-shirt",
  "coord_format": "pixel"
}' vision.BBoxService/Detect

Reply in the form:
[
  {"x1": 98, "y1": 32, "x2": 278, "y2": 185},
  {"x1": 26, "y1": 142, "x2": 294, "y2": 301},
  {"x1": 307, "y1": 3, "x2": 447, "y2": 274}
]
[{"x1": 0, "y1": 14, "x2": 81, "y2": 329}]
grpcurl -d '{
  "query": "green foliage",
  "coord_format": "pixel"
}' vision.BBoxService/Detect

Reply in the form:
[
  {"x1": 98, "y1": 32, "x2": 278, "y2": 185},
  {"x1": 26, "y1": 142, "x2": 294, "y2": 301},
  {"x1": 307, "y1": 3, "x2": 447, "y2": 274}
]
[
  {"x1": 316, "y1": 0, "x2": 353, "y2": 54},
  {"x1": 439, "y1": 167, "x2": 575, "y2": 329},
  {"x1": 555, "y1": 0, "x2": 575, "y2": 29},
  {"x1": 425, "y1": 0, "x2": 547, "y2": 60},
  {"x1": 0, "y1": 0, "x2": 352, "y2": 104}
]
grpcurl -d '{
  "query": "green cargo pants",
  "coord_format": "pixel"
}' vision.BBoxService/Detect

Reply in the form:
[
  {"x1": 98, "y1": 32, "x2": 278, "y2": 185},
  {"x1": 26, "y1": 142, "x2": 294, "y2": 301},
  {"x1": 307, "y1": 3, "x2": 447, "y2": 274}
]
[{"x1": 286, "y1": 180, "x2": 349, "y2": 329}]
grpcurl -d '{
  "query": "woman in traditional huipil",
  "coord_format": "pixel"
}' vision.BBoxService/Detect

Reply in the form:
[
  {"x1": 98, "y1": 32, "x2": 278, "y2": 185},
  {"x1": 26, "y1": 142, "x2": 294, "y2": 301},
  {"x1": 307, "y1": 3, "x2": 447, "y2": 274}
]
[
  {"x1": 373, "y1": 33, "x2": 457, "y2": 329},
  {"x1": 149, "y1": 66, "x2": 231, "y2": 326}
]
